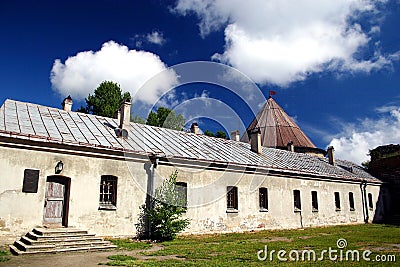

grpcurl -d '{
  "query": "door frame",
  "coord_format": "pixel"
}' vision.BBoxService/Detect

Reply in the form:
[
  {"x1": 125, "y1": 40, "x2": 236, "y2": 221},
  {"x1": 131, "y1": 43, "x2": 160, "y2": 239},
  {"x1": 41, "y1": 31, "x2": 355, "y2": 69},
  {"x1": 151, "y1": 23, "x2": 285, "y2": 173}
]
[{"x1": 43, "y1": 175, "x2": 71, "y2": 227}]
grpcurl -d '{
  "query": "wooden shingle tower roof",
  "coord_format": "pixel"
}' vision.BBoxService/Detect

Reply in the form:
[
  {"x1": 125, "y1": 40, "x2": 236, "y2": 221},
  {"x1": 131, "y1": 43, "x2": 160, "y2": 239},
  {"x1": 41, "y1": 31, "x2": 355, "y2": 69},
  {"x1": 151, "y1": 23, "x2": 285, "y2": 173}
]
[{"x1": 241, "y1": 96, "x2": 316, "y2": 148}]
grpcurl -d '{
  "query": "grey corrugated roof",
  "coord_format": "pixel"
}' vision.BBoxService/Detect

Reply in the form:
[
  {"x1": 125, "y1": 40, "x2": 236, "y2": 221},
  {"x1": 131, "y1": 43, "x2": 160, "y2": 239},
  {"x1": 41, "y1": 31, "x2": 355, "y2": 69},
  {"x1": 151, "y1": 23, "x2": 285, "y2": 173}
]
[{"x1": 0, "y1": 99, "x2": 380, "y2": 183}]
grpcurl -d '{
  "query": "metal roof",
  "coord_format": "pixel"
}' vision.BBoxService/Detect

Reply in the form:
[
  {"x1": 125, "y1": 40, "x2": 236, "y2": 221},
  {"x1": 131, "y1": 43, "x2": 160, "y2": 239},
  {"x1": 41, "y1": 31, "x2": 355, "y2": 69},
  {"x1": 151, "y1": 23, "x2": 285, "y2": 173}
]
[
  {"x1": 0, "y1": 99, "x2": 380, "y2": 183},
  {"x1": 241, "y1": 96, "x2": 316, "y2": 148}
]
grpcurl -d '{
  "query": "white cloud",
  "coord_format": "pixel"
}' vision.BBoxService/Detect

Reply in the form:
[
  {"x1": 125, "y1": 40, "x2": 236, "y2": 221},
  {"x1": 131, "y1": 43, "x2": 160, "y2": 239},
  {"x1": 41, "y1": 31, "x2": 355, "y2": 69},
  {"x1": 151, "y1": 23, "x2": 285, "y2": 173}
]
[
  {"x1": 50, "y1": 41, "x2": 177, "y2": 104},
  {"x1": 146, "y1": 31, "x2": 166, "y2": 45},
  {"x1": 131, "y1": 31, "x2": 166, "y2": 47},
  {"x1": 174, "y1": 0, "x2": 398, "y2": 86},
  {"x1": 328, "y1": 107, "x2": 400, "y2": 164}
]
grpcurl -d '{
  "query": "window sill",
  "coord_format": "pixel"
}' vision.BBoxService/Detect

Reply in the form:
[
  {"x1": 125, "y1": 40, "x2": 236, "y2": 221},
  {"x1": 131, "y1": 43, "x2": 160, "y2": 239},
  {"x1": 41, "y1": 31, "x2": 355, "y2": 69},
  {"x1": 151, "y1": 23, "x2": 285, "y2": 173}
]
[
  {"x1": 335, "y1": 208, "x2": 341, "y2": 211},
  {"x1": 259, "y1": 208, "x2": 269, "y2": 212},
  {"x1": 350, "y1": 208, "x2": 355, "y2": 211},
  {"x1": 294, "y1": 208, "x2": 301, "y2": 212},
  {"x1": 226, "y1": 209, "x2": 238, "y2": 213},
  {"x1": 312, "y1": 209, "x2": 319, "y2": 212},
  {"x1": 99, "y1": 204, "x2": 117, "y2": 210}
]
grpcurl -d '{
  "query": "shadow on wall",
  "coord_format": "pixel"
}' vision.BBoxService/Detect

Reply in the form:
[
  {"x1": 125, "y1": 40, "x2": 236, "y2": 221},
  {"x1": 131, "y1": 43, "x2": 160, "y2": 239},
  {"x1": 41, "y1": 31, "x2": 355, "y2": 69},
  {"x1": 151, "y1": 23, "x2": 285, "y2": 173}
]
[
  {"x1": 371, "y1": 184, "x2": 392, "y2": 224},
  {"x1": 134, "y1": 161, "x2": 153, "y2": 239},
  {"x1": 369, "y1": 149, "x2": 400, "y2": 225}
]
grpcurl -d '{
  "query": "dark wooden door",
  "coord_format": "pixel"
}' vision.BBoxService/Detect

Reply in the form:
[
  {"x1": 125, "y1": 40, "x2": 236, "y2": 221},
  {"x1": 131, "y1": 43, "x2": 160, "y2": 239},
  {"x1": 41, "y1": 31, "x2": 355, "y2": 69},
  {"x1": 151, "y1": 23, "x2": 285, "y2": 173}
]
[{"x1": 43, "y1": 176, "x2": 69, "y2": 225}]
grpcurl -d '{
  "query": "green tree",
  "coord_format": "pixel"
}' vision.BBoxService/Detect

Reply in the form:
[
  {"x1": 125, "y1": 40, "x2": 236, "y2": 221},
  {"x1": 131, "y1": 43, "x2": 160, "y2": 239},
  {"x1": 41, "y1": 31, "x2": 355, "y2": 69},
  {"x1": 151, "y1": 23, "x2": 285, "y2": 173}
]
[
  {"x1": 131, "y1": 114, "x2": 146, "y2": 124},
  {"x1": 361, "y1": 161, "x2": 370, "y2": 169},
  {"x1": 146, "y1": 107, "x2": 185, "y2": 131},
  {"x1": 204, "y1": 129, "x2": 227, "y2": 139},
  {"x1": 145, "y1": 170, "x2": 190, "y2": 241},
  {"x1": 84, "y1": 81, "x2": 131, "y2": 117},
  {"x1": 216, "y1": 130, "x2": 227, "y2": 139},
  {"x1": 204, "y1": 130, "x2": 215, "y2": 137}
]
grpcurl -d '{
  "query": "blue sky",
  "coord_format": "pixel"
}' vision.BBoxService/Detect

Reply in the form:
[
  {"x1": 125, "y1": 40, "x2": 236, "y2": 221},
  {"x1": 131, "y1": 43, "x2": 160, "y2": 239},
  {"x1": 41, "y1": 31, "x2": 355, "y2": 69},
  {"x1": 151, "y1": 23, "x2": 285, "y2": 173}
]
[{"x1": 1, "y1": 0, "x2": 400, "y2": 164}]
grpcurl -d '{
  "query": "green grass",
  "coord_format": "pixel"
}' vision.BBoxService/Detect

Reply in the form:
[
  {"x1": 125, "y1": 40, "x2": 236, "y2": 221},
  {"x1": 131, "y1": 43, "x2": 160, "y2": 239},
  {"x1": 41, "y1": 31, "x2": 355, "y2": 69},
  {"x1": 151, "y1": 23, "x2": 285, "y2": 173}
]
[
  {"x1": 0, "y1": 250, "x2": 10, "y2": 262},
  {"x1": 106, "y1": 224, "x2": 400, "y2": 266},
  {"x1": 107, "y1": 238, "x2": 151, "y2": 250},
  {"x1": 106, "y1": 255, "x2": 139, "y2": 266}
]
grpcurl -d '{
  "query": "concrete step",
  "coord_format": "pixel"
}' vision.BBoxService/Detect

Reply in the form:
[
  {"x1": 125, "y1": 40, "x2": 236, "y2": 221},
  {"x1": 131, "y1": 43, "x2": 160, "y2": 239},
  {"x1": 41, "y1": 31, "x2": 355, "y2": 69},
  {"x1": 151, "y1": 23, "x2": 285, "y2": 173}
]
[
  {"x1": 14, "y1": 240, "x2": 114, "y2": 252},
  {"x1": 10, "y1": 227, "x2": 117, "y2": 255},
  {"x1": 10, "y1": 244, "x2": 117, "y2": 255},
  {"x1": 27, "y1": 231, "x2": 95, "y2": 241},
  {"x1": 33, "y1": 227, "x2": 88, "y2": 236},
  {"x1": 21, "y1": 235, "x2": 103, "y2": 245}
]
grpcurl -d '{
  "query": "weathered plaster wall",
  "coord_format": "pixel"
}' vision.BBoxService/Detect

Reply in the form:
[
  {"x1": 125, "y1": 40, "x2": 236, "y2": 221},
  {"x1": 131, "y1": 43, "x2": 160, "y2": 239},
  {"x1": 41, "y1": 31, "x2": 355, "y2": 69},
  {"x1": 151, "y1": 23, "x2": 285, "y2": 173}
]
[
  {"x1": 156, "y1": 163, "x2": 382, "y2": 234},
  {"x1": 0, "y1": 143, "x2": 382, "y2": 238},
  {"x1": 0, "y1": 144, "x2": 148, "y2": 237}
]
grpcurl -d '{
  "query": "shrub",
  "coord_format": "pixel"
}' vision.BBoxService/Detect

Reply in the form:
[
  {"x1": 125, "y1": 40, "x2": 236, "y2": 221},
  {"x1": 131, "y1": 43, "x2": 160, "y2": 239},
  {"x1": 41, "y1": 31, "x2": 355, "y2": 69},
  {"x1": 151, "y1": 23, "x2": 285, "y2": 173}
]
[{"x1": 145, "y1": 170, "x2": 190, "y2": 241}]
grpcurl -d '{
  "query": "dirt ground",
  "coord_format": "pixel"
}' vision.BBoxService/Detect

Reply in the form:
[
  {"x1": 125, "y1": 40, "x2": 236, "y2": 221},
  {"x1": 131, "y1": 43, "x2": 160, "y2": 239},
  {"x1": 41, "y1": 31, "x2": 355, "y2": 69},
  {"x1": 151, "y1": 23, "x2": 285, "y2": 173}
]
[
  {"x1": 0, "y1": 236, "x2": 175, "y2": 267},
  {"x1": 0, "y1": 235, "x2": 118, "y2": 267},
  {"x1": 0, "y1": 250, "x2": 121, "y2": 267}
]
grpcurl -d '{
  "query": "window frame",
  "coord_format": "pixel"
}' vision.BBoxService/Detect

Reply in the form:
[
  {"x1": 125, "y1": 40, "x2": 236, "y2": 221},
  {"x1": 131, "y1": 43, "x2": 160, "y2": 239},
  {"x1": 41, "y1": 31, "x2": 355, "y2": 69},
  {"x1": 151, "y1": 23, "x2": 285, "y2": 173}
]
[
  {"x1": 349, "y1": 192, "x2": 355, "y2": 211},
  {"x1": 311, "y1": 191, "x2": 318, "y2": 212},
  {"x1": 175, "y1": 182, "x2": 188, "y2": 210},
  {"x1": 259, "y1": 187, "x2": 268, "y2": 212},
  {"x1": 99, "y1": 175, "x2": 118, "y2": 210},
  {"x1": 227, "y1": 186, "x2": 238, "y2": 212},
  {"x1": 368, "y1": 193, "x2": 373, "y2": 210},
  {"x1": 334, "y1": 192, "x2": 341, "y2": 211},
  {"x1": 293, "y1": 190, "x2": 301, "y2": 212}
]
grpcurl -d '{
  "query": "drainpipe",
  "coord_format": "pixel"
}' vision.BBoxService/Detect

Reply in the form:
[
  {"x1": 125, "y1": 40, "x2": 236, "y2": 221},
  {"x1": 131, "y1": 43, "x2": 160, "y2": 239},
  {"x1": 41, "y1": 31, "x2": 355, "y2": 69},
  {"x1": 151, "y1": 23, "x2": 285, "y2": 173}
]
[
  {"x1": 150, "y1": 157, "x2": 159, "y2": 205},
  {"x1": 360, "y1": 180, "x2": 369, "y2": 223},
  {"x1": 299, "y1": 210, "x2": 304, "y2": 229},
  {"x1": 148, "y1": 155, "x2": 159, "y2": 238}
]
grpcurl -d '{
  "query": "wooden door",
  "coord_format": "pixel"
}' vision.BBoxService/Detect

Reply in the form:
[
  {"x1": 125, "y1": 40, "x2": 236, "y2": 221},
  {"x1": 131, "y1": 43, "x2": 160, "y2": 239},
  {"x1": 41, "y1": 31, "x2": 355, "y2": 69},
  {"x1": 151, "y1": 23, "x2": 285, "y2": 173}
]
[{"x1": 43, "y1": 176, "x2": 69, "y2": 225}]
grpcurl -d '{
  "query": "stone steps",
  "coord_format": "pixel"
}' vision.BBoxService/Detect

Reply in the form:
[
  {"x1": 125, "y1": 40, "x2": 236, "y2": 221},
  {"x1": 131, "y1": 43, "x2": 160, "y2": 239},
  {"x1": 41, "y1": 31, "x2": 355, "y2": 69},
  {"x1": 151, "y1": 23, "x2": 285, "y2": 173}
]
[{"x1": 9, "y1": 227, "x2": 117, "y2": 255}]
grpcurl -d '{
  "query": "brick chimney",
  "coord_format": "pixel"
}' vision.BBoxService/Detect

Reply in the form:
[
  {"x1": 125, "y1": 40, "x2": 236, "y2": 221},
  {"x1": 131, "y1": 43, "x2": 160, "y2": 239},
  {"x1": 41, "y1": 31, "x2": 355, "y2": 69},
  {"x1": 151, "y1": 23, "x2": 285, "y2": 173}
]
[
  {"x1": 230, "y1": 130, "x2": 240, "y2": 141},
  {"x1": 287, "y1": 141, "x2": 294, "y2": 152},
  {"x1": 190, "y1": 123, "x2": 200, "y2": 134},
  {"x1": 249, "y1": 128, "x2": 262, "y2": 154},
  {"x1": 62, "y1": 96, "x2": 73, "y2": 111},
  {"x1": 327, "y1": 146, "x2": 335, "y2": 166},
  {"x1": 118, "y1": 98, "x2": 131, "y2": 138}
]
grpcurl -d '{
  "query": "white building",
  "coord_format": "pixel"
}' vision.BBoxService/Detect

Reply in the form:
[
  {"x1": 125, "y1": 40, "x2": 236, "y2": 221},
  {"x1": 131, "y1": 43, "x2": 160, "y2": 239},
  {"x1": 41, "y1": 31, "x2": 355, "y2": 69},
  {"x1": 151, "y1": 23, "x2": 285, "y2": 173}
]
[{"x1": 0, "y1": 97, "x2": 385, "y2": 239}]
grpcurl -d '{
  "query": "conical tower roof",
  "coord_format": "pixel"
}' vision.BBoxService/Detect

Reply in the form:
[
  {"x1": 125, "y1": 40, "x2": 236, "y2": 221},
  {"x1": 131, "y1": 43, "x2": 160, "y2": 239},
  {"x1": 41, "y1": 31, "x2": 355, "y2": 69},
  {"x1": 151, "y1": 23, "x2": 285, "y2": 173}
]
[{"x1": 241, "y1": 96, "x2": 316, "y2": 148}]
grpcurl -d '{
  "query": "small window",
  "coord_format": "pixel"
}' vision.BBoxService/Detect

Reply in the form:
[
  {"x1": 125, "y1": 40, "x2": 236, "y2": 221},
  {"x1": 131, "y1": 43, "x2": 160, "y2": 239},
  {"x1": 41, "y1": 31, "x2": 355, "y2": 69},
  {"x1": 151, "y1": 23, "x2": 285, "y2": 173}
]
[
  {"x1": 334, "y1": 192, "x2": 341, "y2": 211},
  {"x1": 349, "y1": 192, "x2": 355, "y2": 211},
  {"x1": 368, "y1": 193, "x2": 373, "y2": 210},
  {"x1": 99, "y1": 175, "x2": 117, "y2": 210},
  {"x1": 227, "y1": 186, "x2": 238, "y2": 211},
  {"x1": 311, "y1": 191, "x2": 318, "y2": 212},
  {"x1": 22, "y1": 169, "x2": 40, "y2": 193},
  {"x1": 293, "y1": 190, "x2": 301, "y2": 211},
  {"x1": 259, "y1": 188, "x2": 268, "y2": 211},
  {"x1": 175, "y1": 182, "x2": 187, "y2": 209}
]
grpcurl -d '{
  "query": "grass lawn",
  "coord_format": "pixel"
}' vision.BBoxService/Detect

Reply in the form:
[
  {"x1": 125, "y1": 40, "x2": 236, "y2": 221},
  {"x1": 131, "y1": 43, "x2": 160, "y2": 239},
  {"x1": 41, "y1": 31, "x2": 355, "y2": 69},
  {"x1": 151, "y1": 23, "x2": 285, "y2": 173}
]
[
  {"x1": 106, "y1": 224, "x2": 400, "y2": 266},
  {"x1": 0, "y1": 250, "x2": 10, "y2": 262}
]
